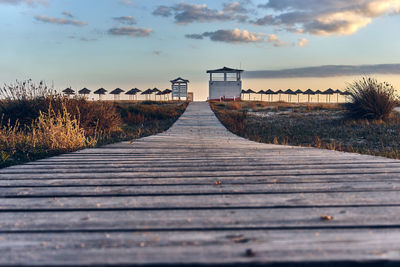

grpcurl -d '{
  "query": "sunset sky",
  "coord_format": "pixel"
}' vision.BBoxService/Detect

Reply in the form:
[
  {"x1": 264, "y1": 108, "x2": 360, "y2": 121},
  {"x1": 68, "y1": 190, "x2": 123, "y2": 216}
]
[{"x1": 1, "y1": 0, "x2": 400, "y2": 100}]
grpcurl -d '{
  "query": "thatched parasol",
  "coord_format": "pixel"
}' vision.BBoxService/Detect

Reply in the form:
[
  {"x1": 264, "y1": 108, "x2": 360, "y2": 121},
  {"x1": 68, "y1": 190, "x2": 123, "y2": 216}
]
[
  {"x1": 141, "y1": 88, "x2": 153, "y2": 101},
  {"x1": 315, "y1": 90, "x2": 322, "y2": 103},
  {"x1": 93, "y1": 88, "x2": 107, "y2": 100},
  {"x1": 265, "y1": 89, "x2": 275, "y2": 102},
  {"x1": 303, "y1": 89, "x2": 315, "y2": 103},
  {"x1": 322, "y1": 88, "x2": 335, "y2": 103},
  {"x1": 162, "y1": 89, "x2": 172, "y2": 101},
  {"x1": 257, "y1": 90, "x2": 266, "y2": 101},
  {"x1": 276, "y1": 89, "x2": 284, "y2": 102},
  {"x1": 295, "y1": 89, "x2": 303, "y2": 103},
  {"x1": 246, "y1": 89, "x2": 256, "y2": 101},
  {"x1": 62, "y1": 88, "x2": 75, "y2": 97},
  {"x1": 126, "y1": 88, "x2": 141, "y2": 100},
  {"x1": 285, "y1": 89, "x2": 296, "y2": 102},
  {"x1": 78, "y1": 88, "x2": 91, "y2": 95},
  {"x1": 110, "y1": 88, "x2": 125, "y2": 101},
  {"x1": 334, "y1": 89, "x2": 342, "y2": 102}
]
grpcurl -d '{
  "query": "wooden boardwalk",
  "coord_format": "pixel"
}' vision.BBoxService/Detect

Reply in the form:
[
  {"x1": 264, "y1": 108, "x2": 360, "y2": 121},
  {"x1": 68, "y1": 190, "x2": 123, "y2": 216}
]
[{"x1": 1, "y1": 102, "x2": 400, "y2": 266}]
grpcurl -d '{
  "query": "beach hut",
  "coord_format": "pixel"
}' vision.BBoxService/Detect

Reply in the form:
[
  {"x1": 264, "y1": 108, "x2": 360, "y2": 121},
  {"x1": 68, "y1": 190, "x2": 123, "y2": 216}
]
[
  {"x1": 315, "y1": 90, "x2": 322, "y2": 103},
  {"x1": 295, "y1": 89, "x2": 303, "y2": 103},
  {"x1": 62, "y1": 88, "x2": 75, "y2": 98},
  {"x1": 94, "y1": 88, "x2": 107, "y2": 101},
  {"x1": 285, "y1": 89, "x2": 296, "y2": 102},
  {"x1": 171, "y1": 77, "x2": 189, "y2": 100},
  {"x1": 257, "y1": 90, "x2": 266, "y2": 101},
  {"x1": 303, "y1": 89, "x2": 315, "y2": 103},
  {"x1": 322, "y1": 88, "x2": 335, "y2": 103},
  {"x1": 110, "y1": 88, "x2": 125, "y2": 101},
  {"x1": 141, "y1": 88, "x2": 153, "y2": 101},
  {"x1": 265, "y1": 89, "x2": 275, "y2": 102},
  {"x1": 207, "y1": 67, "x2": 243, "y2": 101},
  {"x1": 125, "y1": 88, "x2": 141, "y2": 101},
  {"x1": 78, "y1": 88, "x2": 91, "y2": 99}
]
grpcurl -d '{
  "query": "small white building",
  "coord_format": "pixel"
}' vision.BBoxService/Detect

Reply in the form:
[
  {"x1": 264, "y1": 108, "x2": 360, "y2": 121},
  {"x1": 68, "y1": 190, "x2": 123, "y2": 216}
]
[{"x1": 207, "y1": 67, "x2": 244, "y2": 101}]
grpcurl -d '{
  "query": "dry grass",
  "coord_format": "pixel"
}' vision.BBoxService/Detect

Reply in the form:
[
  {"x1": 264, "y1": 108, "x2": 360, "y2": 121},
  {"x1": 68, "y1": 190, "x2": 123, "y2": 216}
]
[
  {"x1": 211, "y1": 100, "x2": 400, "y2": 159},
  {"x1": 345, "y1": 77, "x2": 396, "y2": 120},
  {"x1": 0, "y1": 80, "x2": 188, "y2": 168}
]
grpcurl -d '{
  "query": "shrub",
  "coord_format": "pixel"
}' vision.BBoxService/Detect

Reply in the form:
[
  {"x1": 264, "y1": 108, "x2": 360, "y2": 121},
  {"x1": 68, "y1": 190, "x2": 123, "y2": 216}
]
[
  {"x1": 345, "y1": 77, "x2": 396, "y2": 120},
  {"x1": 0, "y1": 80, "x2": 56, "y2": 125}
]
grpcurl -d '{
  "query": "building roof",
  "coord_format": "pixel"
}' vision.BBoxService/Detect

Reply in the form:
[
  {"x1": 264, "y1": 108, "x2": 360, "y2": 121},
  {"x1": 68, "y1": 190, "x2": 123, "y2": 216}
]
[
  {"x1": 170, "y1": 77, "x2": 190, "y2": 83},
  {"x1": 206, "y1": 66, "x2": 244, "y2": 73}
]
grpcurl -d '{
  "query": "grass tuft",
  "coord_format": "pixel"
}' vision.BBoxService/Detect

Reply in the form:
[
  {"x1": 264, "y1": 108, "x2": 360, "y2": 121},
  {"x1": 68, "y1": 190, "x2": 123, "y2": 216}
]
[{"x1": 345, "y1": 77, "x2": 396, "y2": 120}]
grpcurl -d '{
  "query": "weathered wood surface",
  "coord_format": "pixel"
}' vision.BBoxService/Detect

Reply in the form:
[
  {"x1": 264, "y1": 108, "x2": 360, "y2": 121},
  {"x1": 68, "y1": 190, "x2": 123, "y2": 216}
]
[{"x1": 1, "y1": 102, "x2": 400, "y2": 266}]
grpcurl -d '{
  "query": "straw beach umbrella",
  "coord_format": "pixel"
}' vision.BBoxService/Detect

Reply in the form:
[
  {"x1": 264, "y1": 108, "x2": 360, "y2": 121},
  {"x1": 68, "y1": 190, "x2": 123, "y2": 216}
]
[
  {"x1": 246, "y1": 89, "x2": 256, "y2": 101},
  {"x1": 334, "y1": 89, "x2": 342, "y2": 103},
  {"x1": 78, "y1": 88, "x2": 91, "y2": 99},
  {"x1": 125, "y1": 88, "x2": 141, "y2": 101},
  {"x1": 141, "y1": 88, "x2": 153, "y2": 101},
  {"x1": 295, "y1": 89, "x2": 303, "y2": 103},
  {"x1": 257, "y1": 90, "x2": 266, "y2": 101},
  {"x1": 110, "y1": 88, "x2": 125, "y2": 101},
  {"x1": 322, "y1": 88, "x2": 335, "y2": 103},
  {"x1": 151, "y1": 88, "x2": 161, "y2": 101},
  {"x1": 62, "y1": 88, "x2": 75, "y2": 98},
  {"x1": 156, "y1": 91, "x2": 164, "y2": 101},
  {"x1": 265, "y1": 89, "x2": 275, "y2": 102},
  {"x1": 315, "y1": 90, "x2": 322, "y2": 103},
  {"x1": 162, "y1": 89, "x2": 172, "y2": 101},
  {"x1": 94, "y1": 88, "x2": 107, "y2": 101},
  {"x1": 277, "y1": 89, "x2": 284, "y2": 102},
  {"x1": 303, "y1": 89, "x2": 315, "y2": 103},
  {"x1": 285, "y1": 89, "x2": 296, "y2": 103}
]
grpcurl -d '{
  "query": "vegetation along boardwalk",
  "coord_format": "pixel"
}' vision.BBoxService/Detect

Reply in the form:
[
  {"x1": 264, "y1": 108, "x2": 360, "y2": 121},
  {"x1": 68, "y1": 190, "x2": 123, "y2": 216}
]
[{"x1": 2, "y1": 102, "x2": 400, "y2": 266}]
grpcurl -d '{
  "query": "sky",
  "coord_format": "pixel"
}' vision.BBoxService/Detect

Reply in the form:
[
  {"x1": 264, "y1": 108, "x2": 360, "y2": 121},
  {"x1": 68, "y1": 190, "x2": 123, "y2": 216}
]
[{"x1": 1, "y1": 0, "x2": 400, "y2": 100}]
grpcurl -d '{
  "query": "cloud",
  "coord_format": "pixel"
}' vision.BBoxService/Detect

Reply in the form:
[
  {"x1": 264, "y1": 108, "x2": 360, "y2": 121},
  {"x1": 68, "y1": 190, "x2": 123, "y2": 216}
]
[
  {"x1": 185, "y1": 28, "x2": 285, "y2": 46},
  {"x1": 62, "y1": 11, "x2": 73, "y2": 18},
  {"x1": 35, "y1": 15, "x2": 88, "y2": 26},
  {"x1": 108, "y1": 26, "x2": 152, "y2": 37},
  {"x1": 69, "y1": 36, "x2": 97, "y2": 42},
  {"x1": 153, "y1": 5, "x2": 173, "y2": 17},
  {"x1": 113, "y1": 16, "x2": 136, "y2": 25},
  {"x1": 119, "y1": 0, "x2": 133, "y2": 6},
  {"x1": 253, "y1": 0, "x2": 400, "y2": 36},
  {"x1": 0, "y1": 0, "x2": 47, "y2": 6},
  {"x1": 298, "y1": 37, "x2": 309, "y2": 46},
  {"x1": 153, "y1": 50, "x2": 162, "y2": 55},
  {"x1": 152, "y1": 2, "x2": 249, "y2": 24},
  {"x1": 244, "y1": 64, "x2": 400, "y2": 78}
]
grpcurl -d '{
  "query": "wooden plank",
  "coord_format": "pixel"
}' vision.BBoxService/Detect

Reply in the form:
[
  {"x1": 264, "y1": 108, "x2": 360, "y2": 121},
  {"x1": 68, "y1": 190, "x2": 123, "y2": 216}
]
[
  {"x1": 1, "y1": 191, "x2": 400, "y2": 211},
  {"x1": 3, "y1": 206, "x2": 400, "y2": 232},
  {"x1": 1, "y1": 175, "x2": 400, "y2": 187},
  {"x1": 1, "y1": 229, "x2": 400, "y2": 265},
  {"x1": 0, "y1": 181, "x2": 399, "y2": 197}
]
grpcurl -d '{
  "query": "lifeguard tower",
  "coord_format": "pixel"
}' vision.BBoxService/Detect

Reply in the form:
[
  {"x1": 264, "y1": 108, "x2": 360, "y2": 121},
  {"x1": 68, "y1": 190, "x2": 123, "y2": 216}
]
[
  {"x1": 207, "y1": 67, "x2": 244, "y2": 101},
  {"x1": 170, "y1": 77, "x2": 189, "y2": 100}
]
